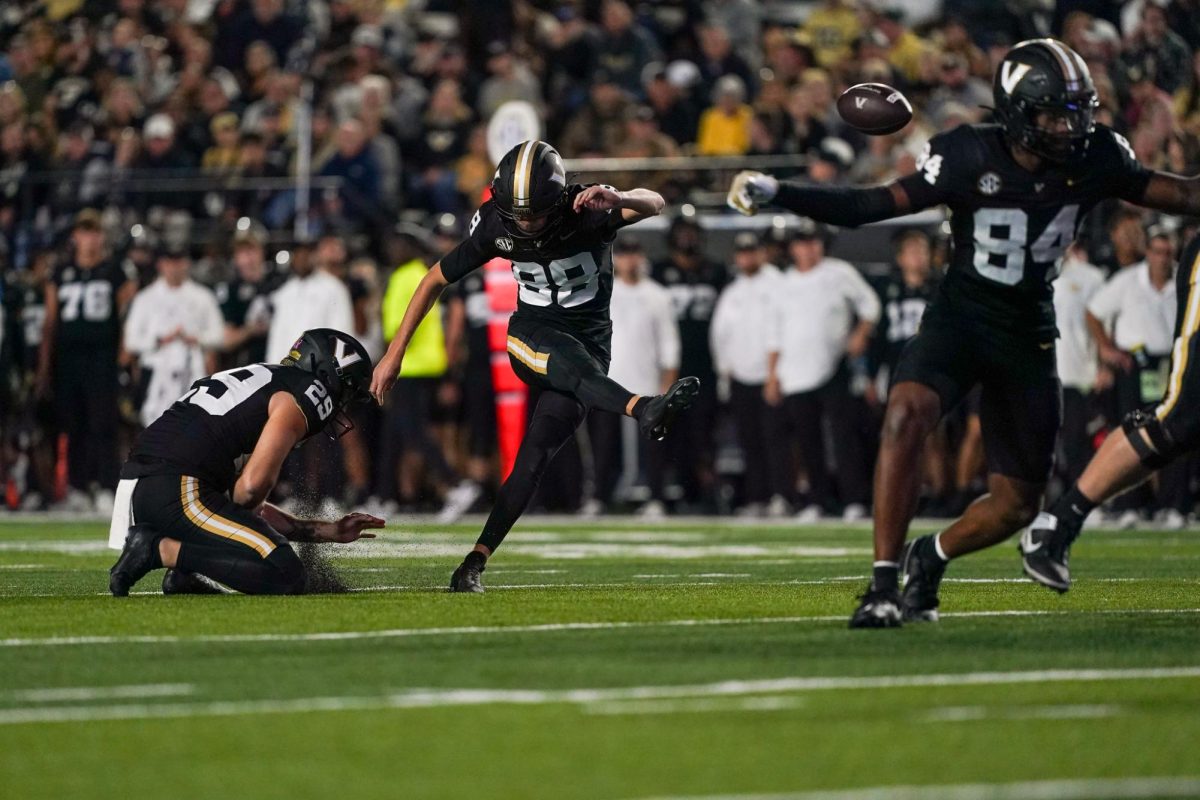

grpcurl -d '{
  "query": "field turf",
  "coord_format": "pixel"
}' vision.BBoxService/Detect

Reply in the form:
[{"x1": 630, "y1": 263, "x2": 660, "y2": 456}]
[{"x1": 1, "y1": 517, "x2": 1198, "y2": 800}]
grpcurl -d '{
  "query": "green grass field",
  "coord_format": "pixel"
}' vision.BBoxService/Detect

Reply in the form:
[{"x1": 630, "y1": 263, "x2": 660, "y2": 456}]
[{"x1": 1, "y1": 517, "x2": 1198, "y2": 800}]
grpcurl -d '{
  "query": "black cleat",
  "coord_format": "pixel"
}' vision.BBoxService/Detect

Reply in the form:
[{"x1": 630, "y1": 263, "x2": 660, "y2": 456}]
[
  {"x1": 900, "y1": 535, "x2": 947, "y2": 622},
  {"x1": 1020, "y1": 511, "x2": 1080, "y2": 593},
  {"x1": 449, "y1": 559, "x2": 485, "y2": 593},
  {"x1": 638, "y1": 377, "x2": 701, "y2": 441},
  {"x1": 848, "y1": 584, "x2": 903, "y2": 629},
  {"x1": 108, "y1": 525, "x2": 161, "y2": 597},
  {"x1": 162, "y1": 569, "x2": 224, "y2": 595}
]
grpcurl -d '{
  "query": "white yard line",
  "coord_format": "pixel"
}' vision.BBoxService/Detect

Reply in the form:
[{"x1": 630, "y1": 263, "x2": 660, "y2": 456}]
[
  {"x1": 10, "y1": 684, "x2": 194, "y2": 703},
  {"x1": 919, "y1": 704, "x2": 1123, "y2": 723},
  {"x1": 0, "y1": 667, "x2": 1197, "y2": 726},
  {"x1": 633, "y1": 776, "x2": 1200, "y2": 800},
  {"x1": 3, "y1": 609, "x2": 1199, "y2": 649},
  {"x1": 583, "y1": 696, "x2": 807, "y2": 716},
  {"x1": 0, "y1": 564, "x2": 48, "y2": 569}
]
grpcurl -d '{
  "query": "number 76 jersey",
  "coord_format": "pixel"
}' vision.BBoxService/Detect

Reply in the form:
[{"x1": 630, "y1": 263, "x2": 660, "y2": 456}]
[{"x1": 900, "y1": 122, "x2": 1151, "y2": 338}]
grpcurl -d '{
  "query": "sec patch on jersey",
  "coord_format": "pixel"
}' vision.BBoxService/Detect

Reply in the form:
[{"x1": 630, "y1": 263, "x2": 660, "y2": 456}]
[{"x1": 837, "y1": 83, "x2": 913, "y2": 135}]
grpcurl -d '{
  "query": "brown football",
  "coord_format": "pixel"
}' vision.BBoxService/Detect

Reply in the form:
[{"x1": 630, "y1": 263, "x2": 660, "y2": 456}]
[{"x1": 836, "y1": 83, "x2": 913, "y2": 135}]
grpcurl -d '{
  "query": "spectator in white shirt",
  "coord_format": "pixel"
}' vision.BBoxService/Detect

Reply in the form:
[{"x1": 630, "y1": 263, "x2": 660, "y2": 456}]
[
  {"x1": 1052, "y1": 241, "x2": 1106, "y2": 489},
  {"x1": 585, "y1": 238, "x2": 680, "y2": 517},
  {"x1": 264, "y1": 240, "x2": 357, "y2": 512},
  {"x1": 711, "y1": 230, "x2": 788, "y2": 516},
  {"x1": 123, "y1": 246, "x2": 225, "y2": 427},
  {"x1": 765, "y1": 223, "x2": 880, "y2": 520},
  {"x1": 265, "y1": 241, "x2": 356, "y2": 362},
  {"x1": 1087, "y1": 229, "x2": 1189, "y2": 524}
]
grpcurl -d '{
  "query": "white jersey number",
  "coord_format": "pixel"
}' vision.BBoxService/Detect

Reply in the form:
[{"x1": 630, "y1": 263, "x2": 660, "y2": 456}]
[
  {"x1": 972, "y1": 204, "x2": 1078, "y2": 286},
  {"x1": 59, "y1": 281, "x2": 112, "y2": 322},
  {"x1": 181, "y1": 364, "x2": 273, "y2": 416},
  {"x1": 511, "y1": 253, "x2": 601, "y2": 308}
]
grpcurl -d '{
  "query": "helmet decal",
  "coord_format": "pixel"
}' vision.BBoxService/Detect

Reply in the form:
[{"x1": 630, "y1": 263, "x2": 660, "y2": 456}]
[
  {"x1": 512, "y1": 140, "x2": 538, "y2": 212},
  {"x1": 333, "y1": 337, "x2": 364, "y2": 369},
  {"x1": 999, "y1": 62, "x2": 1031, "y2": 95}
]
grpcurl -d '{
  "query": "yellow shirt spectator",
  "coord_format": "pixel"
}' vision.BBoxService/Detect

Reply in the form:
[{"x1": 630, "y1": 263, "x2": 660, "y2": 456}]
[
  {"x1": 696, "y1": 104, "x2": 753, "y2": 156},
  {"x1": 804, "y1": 2, "x2": 862, "y2": 69},
  {"x1": 382, "y1": 258, "x2": 448, "y2": 377},
  {"x1": 888, "y1": 30, "x2": 931, "y2": 84}
]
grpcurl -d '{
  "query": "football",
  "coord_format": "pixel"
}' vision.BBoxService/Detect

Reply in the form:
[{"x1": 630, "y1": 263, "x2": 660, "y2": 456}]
[{"x1": 836, "y1": 82, "x2": 914, "y2": 135}]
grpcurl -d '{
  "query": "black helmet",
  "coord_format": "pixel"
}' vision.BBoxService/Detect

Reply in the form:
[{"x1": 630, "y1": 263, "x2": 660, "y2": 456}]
[
  {"x1": 992, "y1": 38, "x2": 1098, "y2": 164},
  {"x1": 490, "y1": 140, "x2": 568, "y2": 239},
  {"x1": 283, "y1": 328, "x2": 372, "y2": 437}
]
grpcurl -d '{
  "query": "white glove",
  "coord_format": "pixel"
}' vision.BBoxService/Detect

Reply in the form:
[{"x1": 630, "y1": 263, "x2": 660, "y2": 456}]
[{"x1": 726, "y1": 171, "x2": 779, "y2": 216}]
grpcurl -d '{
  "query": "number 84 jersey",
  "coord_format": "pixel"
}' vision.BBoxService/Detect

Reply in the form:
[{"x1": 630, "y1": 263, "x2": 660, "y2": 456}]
[
  {"x1": 902, "y1": 122, "x2": 1152, "y2": 338},
  {"x1": 440, "y1": 184, "x2": 627, "y2": 343},
  {"x1": 121, "y1": 364, "x2": 332, "y2": 492}
]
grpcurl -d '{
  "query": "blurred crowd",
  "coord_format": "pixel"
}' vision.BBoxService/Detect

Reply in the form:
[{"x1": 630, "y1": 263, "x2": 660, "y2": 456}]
[{"x1": 1, "y1": 0, "x2": 1199, "y2": 525}]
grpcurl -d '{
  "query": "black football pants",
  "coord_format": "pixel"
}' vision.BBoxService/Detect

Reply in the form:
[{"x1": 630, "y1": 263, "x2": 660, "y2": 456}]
[{"x1": 130, "y1": 473, "x2": 304, "y2": 594}]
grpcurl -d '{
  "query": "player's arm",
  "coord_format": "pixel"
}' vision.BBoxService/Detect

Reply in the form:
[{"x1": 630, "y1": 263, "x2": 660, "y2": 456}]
[
  {"x1": 574, "y1": 185, "x2": 665, "y2": 225},
  {"x1": 728, "y1": 131, "x2": 958, "y2": 223},
  {"x1": 728, "y1": 171, "x2": 913, "y2": 225},
  {"x1": 1134, "y1": 172, "x2": 1200, "y2": 216},
  {"x1": 231, "y1": 391, "x2": 311, "y2": 509},
  {"x1": 443, "y1": 290, "x2": 466, "y2": 370},
  {"x1": 369, "y1": 263, "x2": 449, "y2": 403},
  {"x1": 34, "y1": 282, "x2": 58, "y2": 397},
  {"x1": 1085, "y1": 310, "x2": 1133, "y2": 372},
  {"x1": 116, "y1": 275, "x2": 138, "y2": 317},
  {"x1": 845, "y1": 265, "x2": 882, "y2": 358},
  {"x1": 258, "y1": 503, "x2": 384, "y2": 544}
]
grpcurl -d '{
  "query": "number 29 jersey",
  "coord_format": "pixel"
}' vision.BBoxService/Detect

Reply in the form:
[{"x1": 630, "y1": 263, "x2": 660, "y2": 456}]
[
  {"x1": 899, "y1": 123, "x2": 1151, "y2": 339},
  {"x1": 439, "y1": 184, "x2": 627, "y2": 344},
  {"x1": 121, "y1": 364, "x2": 331, "y2": 492}
]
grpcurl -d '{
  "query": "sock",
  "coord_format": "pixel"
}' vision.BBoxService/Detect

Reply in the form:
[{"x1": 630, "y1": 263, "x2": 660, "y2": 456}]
[
  {"x1": 149, "y1": 541, "x2": 164, "y2": 570},
  {"x1": 139, "y1": 529, "x2": 164, "y2": 569},
  {"x1": 631, "y1": 396, "x2": 650, "y2": 418},
  {"x1": 1054, "y1": 485, "x2": 1097, "y2": 528},
  {"x1": 932, "y1": 532, "x2": 950, "y2": 562},
  {"x1": 474, "y1": 392, "x2": 584, "y2": 553},
  {"x1": 463, "y1": 550, "x2": 487, "y2": 570},
  {"x1": 872, "y1": 561, "x2": 899, "y2": 592}
]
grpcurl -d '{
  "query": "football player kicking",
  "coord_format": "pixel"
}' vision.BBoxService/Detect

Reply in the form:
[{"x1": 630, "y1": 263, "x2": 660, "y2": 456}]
[
  {"x1": 728, "y1": 38, "x2": 1200, "y2": 628},
  {"x1": 107, "y1": 329, "x2": 384, "y2": 596},
  {"x1": 1022, "y1": 232, "x2": 1200, "y2": 592},
  {"x1": 370, "y1": 140, "x2": 699, "y2": 592}
]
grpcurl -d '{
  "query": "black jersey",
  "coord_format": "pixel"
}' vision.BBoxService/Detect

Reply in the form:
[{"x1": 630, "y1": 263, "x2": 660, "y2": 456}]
[
  {"x1": 52, "y1": 258, "x2": 134, "y2": 359},
  {"x1": 898, "y1": 123, "x2": 1151, "y2": 339},
  {"x1": 214, "y1": 275, "x2": 279, "y2": 366},
  {"x1": 440, "y1": 184, "x2": 629, "y2": 344},
  {"x1": 651, "y1": 256, "x2": 727, "y2": 377},
  {"x1": 873, "y1": 272, "x2": 939, "y2": 375},
  {"x1": 122, "y1": 363, "x2": 331, "y2": 491},
  {"x1": 446, "y1": 270, "x2": 492, "y2": 368},
  {"x1": 16, "y1": 281, "x2": 45, "y2": 374}
]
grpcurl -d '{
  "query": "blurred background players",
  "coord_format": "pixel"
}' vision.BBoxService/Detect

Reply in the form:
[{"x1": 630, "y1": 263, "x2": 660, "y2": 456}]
[
  {"x1": 439, "y1": 216, "x2": 497, "y2": 506},
  {"x1": 1086, "y1": 229, "x2": 1190, "y2": 528},
  {"x1": 584, "y1": 237, "x2": 679, "y2": 518},
  {"x1": 765, "y1": 222, "x2": 879, "y2": 521},
  {"x1": 36, "y1": 210, "x2": 137, "y2": 513},
  {"x1": 652, "y1": 216, "x2": 726, "y2": 513},
  {"x1": 1052, "y1": 240, "x2": 1106, "y2": 497},
  {"x1": 379, "y1": 223, "x2": 475, "y2": 518},
  {"x1": 123, "y1": 244, "x2": 224, "y2": 427},
  {"x1": 711, "y1": 231, "x2": 787, "y2": 517},
  {"x1": 215, "y1": 226, "x2": 278, "y2": 370}
]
